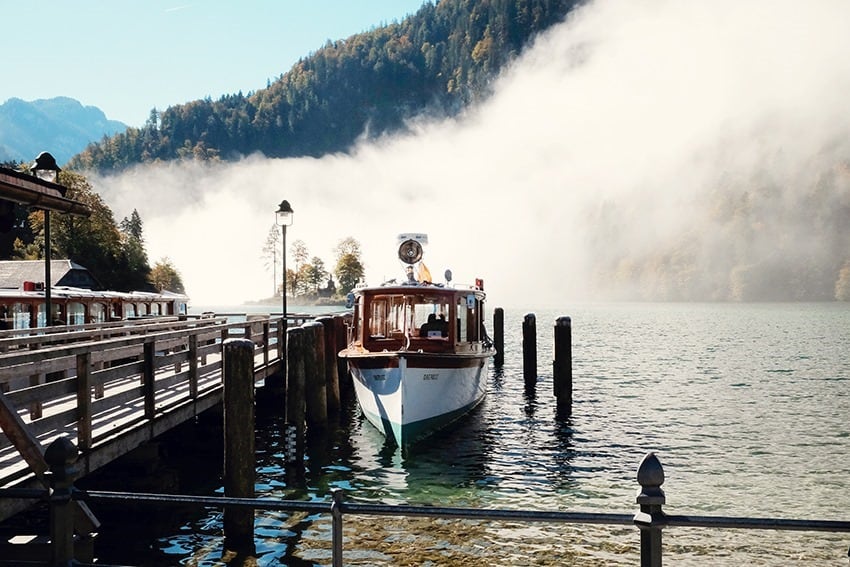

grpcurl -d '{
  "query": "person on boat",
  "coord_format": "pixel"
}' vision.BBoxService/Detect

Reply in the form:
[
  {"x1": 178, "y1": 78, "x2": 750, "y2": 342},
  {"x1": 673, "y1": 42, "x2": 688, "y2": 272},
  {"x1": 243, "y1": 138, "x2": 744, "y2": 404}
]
[
  {"x1": 420, "y1": 313, "x2": 438, "y2": 336},
  {"x1": 436, "y1": 314, "x2": 449, "y2": 337}
]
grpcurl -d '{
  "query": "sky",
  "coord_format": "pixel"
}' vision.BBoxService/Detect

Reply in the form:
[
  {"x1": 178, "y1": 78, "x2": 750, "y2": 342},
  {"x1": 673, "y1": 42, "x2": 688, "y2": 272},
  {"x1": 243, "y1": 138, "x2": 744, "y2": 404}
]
[
  {"x1": 6, "y1": 0, "x2": 850, "y2": 308},
  {"x1": 1, "y1": 0, "x2": 427, "y2": 127}
]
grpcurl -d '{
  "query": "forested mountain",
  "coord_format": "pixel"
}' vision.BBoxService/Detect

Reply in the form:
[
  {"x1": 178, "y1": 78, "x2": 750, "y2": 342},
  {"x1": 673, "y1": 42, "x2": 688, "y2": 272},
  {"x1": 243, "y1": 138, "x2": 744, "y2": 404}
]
[
  {"x1": 67, "y1": 0, "x2": 578, "y2": 172},
  {"x1": 0, "y1": 97, "x2": 126, "y2": 164}
]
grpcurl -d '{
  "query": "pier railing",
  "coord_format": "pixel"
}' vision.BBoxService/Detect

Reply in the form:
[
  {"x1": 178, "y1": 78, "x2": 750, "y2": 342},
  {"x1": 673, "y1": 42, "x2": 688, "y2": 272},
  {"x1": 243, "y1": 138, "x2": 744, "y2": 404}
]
[
  {"x1": 1, "y1": 439, "x2": 848, "y2": 566},
  {"x1": 0, "y1": 314, "x2": 294, "y2": 523}
]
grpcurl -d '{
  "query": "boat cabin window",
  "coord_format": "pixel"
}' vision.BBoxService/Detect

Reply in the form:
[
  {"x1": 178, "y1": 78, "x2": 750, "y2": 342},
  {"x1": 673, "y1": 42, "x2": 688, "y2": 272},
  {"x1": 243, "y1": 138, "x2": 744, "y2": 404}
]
[
  {"x1": 366, "y1": 294, "x2": 452, "y2": 340},
  {"x1": 457, "y1": 294, "x2": 482, "y2": 343},
  {"x1": 124, "y1": 303, "x2": 136, "y2": 318}
]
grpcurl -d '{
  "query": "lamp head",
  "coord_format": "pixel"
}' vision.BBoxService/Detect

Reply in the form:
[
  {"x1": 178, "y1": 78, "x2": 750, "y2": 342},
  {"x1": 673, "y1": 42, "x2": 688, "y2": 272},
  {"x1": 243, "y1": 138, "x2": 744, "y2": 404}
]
[
  {"x1": 276, "y1": 200, "x2": 294, "y2": 226},
  {"x1": 31, "y1": 152, "x2": 61, "y2": 184}
]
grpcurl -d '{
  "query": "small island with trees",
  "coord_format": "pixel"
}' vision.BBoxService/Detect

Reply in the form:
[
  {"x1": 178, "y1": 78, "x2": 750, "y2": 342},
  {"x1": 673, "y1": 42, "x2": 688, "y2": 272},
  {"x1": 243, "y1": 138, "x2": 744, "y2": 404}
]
[{"x1": 258, "y1": 230, "x2": 364, "y2": 307}]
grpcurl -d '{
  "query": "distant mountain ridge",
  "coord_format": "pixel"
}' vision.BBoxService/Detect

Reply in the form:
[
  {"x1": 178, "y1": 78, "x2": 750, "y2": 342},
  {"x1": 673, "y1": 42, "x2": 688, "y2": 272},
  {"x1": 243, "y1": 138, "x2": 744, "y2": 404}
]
[{"x1": 0, "y1": 97, "x2": 126, "y2": 165}]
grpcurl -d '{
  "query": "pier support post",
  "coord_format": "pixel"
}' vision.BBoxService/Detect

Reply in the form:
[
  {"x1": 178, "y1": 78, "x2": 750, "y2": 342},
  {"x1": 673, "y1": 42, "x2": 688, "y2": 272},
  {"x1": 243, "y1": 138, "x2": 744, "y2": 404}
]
[
  {"x1": 553, "y1": 316, "x2": 572, "y2": 416},
  {"x1": 222, "y1": 338, "x2": 256, "y2": 558},
  {"x1": 303, "y1": 322, "x2": 328, "y2": 428},
  {"x1": 334, "y1": 315, "x2": 352, "y2": 396},
  {"x1": 493, "y1": 308, "x2": 504, "y2": 367},
  {"x1": 522, "y1": 313, "x2": 537, "y2": 389},
  {"x1": 317, "y1": 316, "x2": 341, "y2": 416},
  {"x1": 633, "y1": 453, "x2": 668, "y2": 567},
  {"x1": 45, "y1": 436, "x2": 78, "y2": 566},
  {"x1": 286, "y1": 327, "x2": 306, "y2": 464}
]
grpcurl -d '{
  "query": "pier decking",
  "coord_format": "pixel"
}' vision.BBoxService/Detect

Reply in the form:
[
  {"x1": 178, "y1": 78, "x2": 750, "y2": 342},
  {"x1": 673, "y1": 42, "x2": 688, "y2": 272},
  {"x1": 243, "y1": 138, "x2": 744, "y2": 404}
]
[{"x1": 0, "y1": 315, "x2": 286, "y2": 523}]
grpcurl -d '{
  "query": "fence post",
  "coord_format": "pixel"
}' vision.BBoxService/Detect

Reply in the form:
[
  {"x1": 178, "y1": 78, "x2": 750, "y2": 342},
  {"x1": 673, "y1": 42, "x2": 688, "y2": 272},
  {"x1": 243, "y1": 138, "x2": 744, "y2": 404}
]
[
  {"x1": 76, "y1": 352, "x2": 93, "y2": 451},
  {"x1": 143, "y1": 341, "x2": 156, "y2": 420},
  {"x1": 522, "y1": 313, "x2": 537, "y2": 389},
  {"x1": 331, "y1": 488, "x2": 344, "y2": 567},
  {"x1": 45, "y1": 436, "x2": 78, "y2": 567},
  {"x1": 493, "y1": 308, "x2": 504, "y2": 367},
  {"x1": 188, "y1": 334, "x2": 199, "y2": 399},
  {"x1": 633, "y1": 452, "x2": 667, "y2": 567},
  {"x1": 222, "y1": 338, "x2": 256, "y2": 558}
]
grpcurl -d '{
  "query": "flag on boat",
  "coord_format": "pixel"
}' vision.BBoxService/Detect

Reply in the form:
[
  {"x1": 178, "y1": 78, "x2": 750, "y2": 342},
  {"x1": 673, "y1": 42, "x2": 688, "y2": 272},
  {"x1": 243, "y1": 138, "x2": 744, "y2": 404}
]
[{"x1": 417, "y1": 262, "x2": 432, "y2": 283}]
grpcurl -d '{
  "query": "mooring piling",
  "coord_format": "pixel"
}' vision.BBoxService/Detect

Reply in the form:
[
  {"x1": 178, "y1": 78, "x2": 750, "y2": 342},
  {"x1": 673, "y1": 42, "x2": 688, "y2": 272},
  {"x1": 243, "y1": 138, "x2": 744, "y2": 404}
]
[
  {"x1": 303, "y1": 321, "x2": 328, "y2": 428},
  {"x1": 285, "y1": 326, "x2": 307, "y2": 464},
  {"x1": 522, "y1": 313, "x2": 537, "y2": 388},
  {"x1": 222, "y1": 338, "x2": 256, "y2": 557},
  {"x1": 316, "y1": 316, "x2": 341, "y2": 415},
  {"x1": 553, "y1": 316, "x2": 573, "y2": 416},
  {"x1": 493, "y1": 307, "x2": 504, "y2": 367}
]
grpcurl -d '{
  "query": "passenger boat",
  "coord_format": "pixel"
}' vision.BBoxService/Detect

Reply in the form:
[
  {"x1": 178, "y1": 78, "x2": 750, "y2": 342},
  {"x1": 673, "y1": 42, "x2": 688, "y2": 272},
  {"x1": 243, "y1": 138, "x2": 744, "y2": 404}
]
[{"x1": 339, "y1": 234, "x2": 492, "y2": 448}]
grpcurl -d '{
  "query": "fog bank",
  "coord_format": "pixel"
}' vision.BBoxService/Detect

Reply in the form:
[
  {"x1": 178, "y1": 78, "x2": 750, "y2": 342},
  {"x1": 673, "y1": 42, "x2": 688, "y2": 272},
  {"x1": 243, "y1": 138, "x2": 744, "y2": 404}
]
[{"x1": 93, "y1": 0, "x2": 850, "y2": 307}]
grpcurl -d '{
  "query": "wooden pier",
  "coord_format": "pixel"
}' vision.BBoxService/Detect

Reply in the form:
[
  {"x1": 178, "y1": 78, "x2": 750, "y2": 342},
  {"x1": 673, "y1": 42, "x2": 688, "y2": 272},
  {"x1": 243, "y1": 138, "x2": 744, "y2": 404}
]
[{"x1": 0, "y1": 314, "x2": 288, "y2": 523}]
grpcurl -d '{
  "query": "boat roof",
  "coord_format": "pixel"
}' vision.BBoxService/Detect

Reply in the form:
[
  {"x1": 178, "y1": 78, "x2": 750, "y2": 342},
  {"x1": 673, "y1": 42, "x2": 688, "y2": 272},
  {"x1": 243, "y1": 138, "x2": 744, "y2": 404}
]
[{"x1": 354, "y1": 280, "x2": 484, "y2": 298}]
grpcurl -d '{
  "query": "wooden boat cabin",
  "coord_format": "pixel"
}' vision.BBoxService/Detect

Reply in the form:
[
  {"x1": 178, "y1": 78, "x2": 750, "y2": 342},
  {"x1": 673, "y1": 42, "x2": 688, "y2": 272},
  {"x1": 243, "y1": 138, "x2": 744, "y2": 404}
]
[{"x1": 347, "y1": 281, "x2": 488, "y2": 355}]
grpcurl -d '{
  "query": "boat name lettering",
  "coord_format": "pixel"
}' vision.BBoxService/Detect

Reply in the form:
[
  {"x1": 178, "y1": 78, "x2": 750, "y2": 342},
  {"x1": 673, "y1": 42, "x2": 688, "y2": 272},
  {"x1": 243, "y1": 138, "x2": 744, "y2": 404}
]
[{"x1": 423, "y1": 373, "x2": 439, "y2": 381}]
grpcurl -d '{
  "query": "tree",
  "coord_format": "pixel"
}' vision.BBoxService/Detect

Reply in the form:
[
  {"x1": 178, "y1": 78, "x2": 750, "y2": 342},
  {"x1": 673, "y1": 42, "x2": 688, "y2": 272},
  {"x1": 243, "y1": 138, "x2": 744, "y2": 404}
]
[
  {"x1": 304, "y1": 256, "x2": 328, "y2": 294},
  {"x1": 14, "y1": 170, "x2": 152, "y2": 291},
  {"x1": 334, "y1": 236, "x2": 365, "y2": 294},
  {"x1": 288, "y1": 239, "x2": 309, "y2": 298},
  {"x1": 261, "y1": 225, "x2": 281, "y2": 296},
  {"x1": 119, "y1": 209, "x2": 150, "y2": 290},
  {"x1": 149, "y1": 257, "x2": 185, "y2": 293}
]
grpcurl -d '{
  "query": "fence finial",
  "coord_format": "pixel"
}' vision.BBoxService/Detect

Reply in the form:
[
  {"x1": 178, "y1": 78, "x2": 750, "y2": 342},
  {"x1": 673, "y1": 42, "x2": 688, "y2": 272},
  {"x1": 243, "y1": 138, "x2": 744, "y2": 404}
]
[
  {"x1": 636, "y1": 452, "x2": 665, "y2": 504},
  {"x1": 634, "y1": 452, "x2": 667, "y2": 567}
]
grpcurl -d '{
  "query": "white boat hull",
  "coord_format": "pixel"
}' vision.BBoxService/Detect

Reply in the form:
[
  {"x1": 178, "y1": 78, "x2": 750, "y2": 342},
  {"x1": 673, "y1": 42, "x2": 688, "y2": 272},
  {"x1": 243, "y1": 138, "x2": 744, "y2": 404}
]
[{"x1": 347, "y1": 352, "x2": 489, "y2": 446}]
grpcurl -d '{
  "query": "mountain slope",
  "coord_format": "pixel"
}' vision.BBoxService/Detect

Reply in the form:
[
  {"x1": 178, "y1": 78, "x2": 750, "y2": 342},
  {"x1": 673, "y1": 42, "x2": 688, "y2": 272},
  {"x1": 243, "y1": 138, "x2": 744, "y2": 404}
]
[
  {"x1": 0, "y1": 97, "x2": 126, "y2": 165},
  {"x1": 68, "y1": 0, "x2": 579, "y2": 172}
]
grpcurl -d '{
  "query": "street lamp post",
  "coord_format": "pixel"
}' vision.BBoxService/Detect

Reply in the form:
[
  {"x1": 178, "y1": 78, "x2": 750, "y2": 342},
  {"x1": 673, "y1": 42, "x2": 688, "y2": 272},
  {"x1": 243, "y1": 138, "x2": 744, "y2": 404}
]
[
  {"x1": 275, "y1": 200, "x2": 294, "y2": 376},
  {"x1": 31, "y1": 152, "x2": 61, "y2": 326}
]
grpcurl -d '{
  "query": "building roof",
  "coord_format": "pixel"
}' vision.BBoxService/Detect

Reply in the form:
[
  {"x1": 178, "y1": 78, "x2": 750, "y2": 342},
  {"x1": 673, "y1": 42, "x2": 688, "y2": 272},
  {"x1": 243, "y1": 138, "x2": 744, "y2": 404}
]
[
  {"x1": 0, "y1": 167, "x2": 91, "y2": 216},
  {"x1": 0, "y1": 259, "x2": 101, "y2": 289}
]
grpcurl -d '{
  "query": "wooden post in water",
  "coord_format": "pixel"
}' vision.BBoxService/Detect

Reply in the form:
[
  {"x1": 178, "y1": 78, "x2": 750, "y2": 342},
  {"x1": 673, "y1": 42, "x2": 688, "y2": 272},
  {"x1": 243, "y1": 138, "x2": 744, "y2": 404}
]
[
  {"x1": 45, "y1": 437, "x2": 78, "y2": 566},
  {"x1": 316, "y1": 316, "x2": 341, "y2": 416},
  {"x1": 553, "y1": 316, "x2": 573, "y2": 416},
  {"x1": 286, "y1": 327, "x2": 306, "y2": 463},
  {"x1": 522, "y1": 313, "x2": 537, "y2": 389},
  {"x1": 493, "y1": 307, "x2": 504, "y2": 367},
  {"x1": 334, "y1": 315, "x2": 352, "y2": 396},
  {"x1": 303, "y1": 321, "x2": 328, "y2": 428},
  {"x1": 222, "y1": 338, "x2": 256, "y2": 557}
]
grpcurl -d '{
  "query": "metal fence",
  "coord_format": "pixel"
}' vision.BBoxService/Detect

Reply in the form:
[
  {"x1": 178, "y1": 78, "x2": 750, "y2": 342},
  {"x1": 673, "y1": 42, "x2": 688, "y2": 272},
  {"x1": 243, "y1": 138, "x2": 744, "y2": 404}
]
[{"x1": 1, "y1": 440, "x2": 848, "y2": 566}]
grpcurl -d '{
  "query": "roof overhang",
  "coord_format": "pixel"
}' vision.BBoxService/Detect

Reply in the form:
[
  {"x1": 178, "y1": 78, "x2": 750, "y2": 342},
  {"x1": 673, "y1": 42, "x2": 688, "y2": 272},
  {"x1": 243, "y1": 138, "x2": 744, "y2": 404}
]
[{"x1": 0, "y1": 167, "x2": 92, "y2": 217}]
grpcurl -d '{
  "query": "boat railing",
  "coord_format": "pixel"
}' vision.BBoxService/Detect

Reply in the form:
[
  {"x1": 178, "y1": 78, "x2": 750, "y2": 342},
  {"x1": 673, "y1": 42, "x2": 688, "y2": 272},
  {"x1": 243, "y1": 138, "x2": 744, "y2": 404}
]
[{"x1": 2, "y1": 446, "x2": 847, "y2": 566}]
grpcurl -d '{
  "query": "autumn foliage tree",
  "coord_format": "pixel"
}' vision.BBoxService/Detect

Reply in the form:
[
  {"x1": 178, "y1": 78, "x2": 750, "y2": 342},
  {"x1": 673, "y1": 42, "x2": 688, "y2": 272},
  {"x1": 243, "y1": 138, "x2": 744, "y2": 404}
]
[
  {"x1": 334, "y1": 237, "x2": 365, "y2": 295},
  {"x1": 149, "y1": 257, "x2": 185, "y2": 293}
]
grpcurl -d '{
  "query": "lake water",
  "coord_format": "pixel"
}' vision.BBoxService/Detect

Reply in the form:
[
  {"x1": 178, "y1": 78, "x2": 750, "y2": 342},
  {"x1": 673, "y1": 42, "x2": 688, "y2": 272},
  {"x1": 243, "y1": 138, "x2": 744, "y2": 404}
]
[{"x1": 92, "y1": 303, "x2": 850, "y2": 565}]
